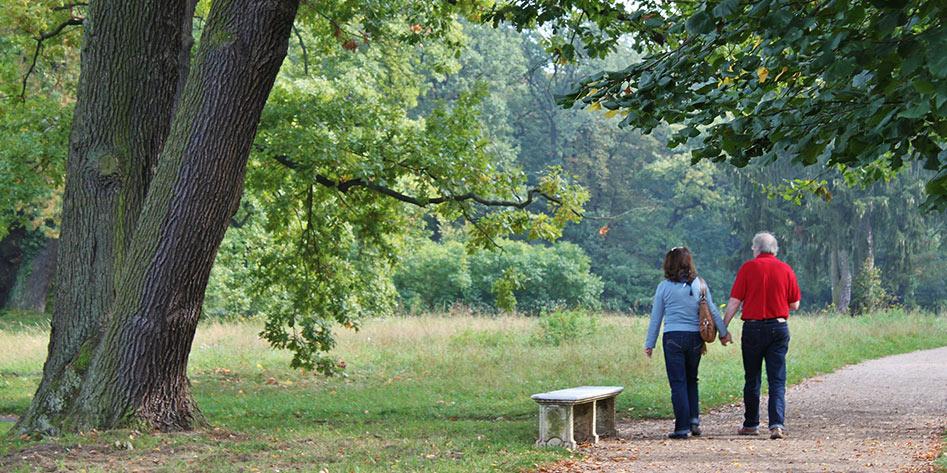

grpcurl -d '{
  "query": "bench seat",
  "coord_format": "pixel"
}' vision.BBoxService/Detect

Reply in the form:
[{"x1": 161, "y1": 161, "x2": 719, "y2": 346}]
[{"x1": 531, "y1": 386, "x2": 623, "y2": 448}]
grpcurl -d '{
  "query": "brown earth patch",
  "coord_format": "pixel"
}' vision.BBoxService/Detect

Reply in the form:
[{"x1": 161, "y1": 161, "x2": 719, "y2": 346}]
[{"x1": 0, "y1": 430, "x2": 230, "y2": 473}]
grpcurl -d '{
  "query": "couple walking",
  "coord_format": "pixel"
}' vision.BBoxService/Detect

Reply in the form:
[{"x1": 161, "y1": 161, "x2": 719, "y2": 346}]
[{"x1": 644, "y1": 232, "x2": 801, "y2": 440}]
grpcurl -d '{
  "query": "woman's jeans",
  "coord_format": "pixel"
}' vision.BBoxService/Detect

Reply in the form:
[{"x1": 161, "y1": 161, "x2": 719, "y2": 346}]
[
  {"x1": 662, "y1": 331, "x2": 703, "y2": 434},
  {"x1": 741, "y1": 319, "x2": 790, "y2": 431}
]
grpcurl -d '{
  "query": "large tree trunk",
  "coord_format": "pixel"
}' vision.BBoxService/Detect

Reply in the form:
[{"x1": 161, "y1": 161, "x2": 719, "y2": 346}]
[
  {"x1": 15, "y1": 0, "x2": 299, "y2": 436},
  {"x1": 14, "y1": 0, "x2": 185, "y2": 435}
]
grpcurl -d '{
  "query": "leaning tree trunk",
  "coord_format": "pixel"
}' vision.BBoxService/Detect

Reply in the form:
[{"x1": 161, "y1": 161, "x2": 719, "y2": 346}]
[
  {"x1": 15, "y1": 0, "x2": 299, "y2": 435},
  {"x1": 15, "y1": 0, "x2": 190, "y2": 435}
]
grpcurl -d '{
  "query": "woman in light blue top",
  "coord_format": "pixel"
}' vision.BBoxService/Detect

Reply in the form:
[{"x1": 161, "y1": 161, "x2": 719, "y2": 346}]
[{"x1": 644, "y1": 247, "x2": 728, "y2": 439}]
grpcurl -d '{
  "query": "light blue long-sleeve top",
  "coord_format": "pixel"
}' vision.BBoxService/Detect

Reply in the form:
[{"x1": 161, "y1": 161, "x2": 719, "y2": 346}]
[{"x1": 645, "y1": 277, "x2": 728, "y2": 349}]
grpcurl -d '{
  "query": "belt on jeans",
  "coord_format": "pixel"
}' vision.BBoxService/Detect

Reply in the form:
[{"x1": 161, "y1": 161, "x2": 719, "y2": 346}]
[{"x1": 743, "y1": 318, "x2": 787, "y2": 323}]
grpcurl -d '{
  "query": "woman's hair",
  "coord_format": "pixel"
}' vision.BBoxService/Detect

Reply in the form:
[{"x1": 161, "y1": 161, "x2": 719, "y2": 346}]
[{"x1": 663, "y1": 247, "x2": 698, "y2": 282}]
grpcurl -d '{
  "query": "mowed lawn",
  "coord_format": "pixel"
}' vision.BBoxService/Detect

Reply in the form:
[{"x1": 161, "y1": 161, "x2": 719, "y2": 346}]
[{"x1": 2, "y1": 310, "x2": 946, "y2": 472}]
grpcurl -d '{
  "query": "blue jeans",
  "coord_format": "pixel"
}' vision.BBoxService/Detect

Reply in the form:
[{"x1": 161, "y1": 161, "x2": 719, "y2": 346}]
[
  {"x1": 741, "y1": 319, "x2": 790, "y2": 430},
  {"x1": 662, "y1": 331, "x2": 703, "y2": 434}
]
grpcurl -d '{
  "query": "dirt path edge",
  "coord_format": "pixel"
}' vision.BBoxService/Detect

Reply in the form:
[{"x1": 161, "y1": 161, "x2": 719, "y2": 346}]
[{"x1": 536, "y1": 346, "x2": 947, "y2": 473}]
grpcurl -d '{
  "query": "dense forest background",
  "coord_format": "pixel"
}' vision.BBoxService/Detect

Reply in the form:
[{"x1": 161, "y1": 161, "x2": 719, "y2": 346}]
[
  {"x1": 1, "y1": 20, "x2": 944, "y2": 320},
  {"x1": 379, "y1": 22, "x2": 945, "y2": 314},
  {"x1": 395, "y1": 22, "x2": 944, "y2": 313}
]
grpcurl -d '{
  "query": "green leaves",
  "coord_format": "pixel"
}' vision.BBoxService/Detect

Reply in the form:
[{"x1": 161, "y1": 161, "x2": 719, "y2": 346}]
[
  {"x1": 685, "y1": 10, "x2": 714, "y2": 35},
  {"x1": 0, "y1": 98, "x2": 70, "y2": 239},
  {"x1": 518, "y1": 0, "x2": 947, "y2": 210},
  {"x1": 394, "y1": 237, "x2": 603, "y2": 314},
  {"x1": 711, "y1": 0, "x2": 741, "y2": 19},
  {"x1": 207, "y1": 20, "x2": 591, "y2": 373}
]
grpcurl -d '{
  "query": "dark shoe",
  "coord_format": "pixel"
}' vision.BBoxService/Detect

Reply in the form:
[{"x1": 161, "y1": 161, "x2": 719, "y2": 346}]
[
  {"x1": 770, "y1": 427, "x2": 785, "y2": 439},
  {"x1": 668, "y1": 432, "x2": 689, "y2": 439},
  {"x1": 737, "y1": 427, "x2": 759, "y2": 436},
  {"x1": 690, "y1": 424, "x2": 702, "y2": 436}
]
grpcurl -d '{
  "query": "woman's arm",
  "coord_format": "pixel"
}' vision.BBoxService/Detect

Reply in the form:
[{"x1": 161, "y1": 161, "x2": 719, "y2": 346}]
[
  {"x1": 644, "y1": 283, "x2": 665, "y2": 351},
  {"x1": 703, "y1": 280, "x2": 728, "y2": 338}
]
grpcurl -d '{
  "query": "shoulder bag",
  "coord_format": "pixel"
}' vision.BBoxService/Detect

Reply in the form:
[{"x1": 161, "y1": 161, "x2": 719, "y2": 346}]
[{"x1": 697, "y1": 277, "x2": 716, "y2": 343}]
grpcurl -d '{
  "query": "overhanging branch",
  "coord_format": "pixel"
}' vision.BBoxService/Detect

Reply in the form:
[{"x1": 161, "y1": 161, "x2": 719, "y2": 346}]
[
  {"x1": 21, "y1": 17, "x2": 84, "y2": 100},
  {"x1": 292, "y1": 26, "x2": 309, "y2": 75},
  {"x1": 272, "y1": 154, "x2": 562, "y2": 209}
]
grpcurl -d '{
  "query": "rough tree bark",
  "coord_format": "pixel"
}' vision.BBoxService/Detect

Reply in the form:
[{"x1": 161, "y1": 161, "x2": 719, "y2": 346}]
[{"x1": 15, "y1": 0, "x2": 300, "y2": 435}]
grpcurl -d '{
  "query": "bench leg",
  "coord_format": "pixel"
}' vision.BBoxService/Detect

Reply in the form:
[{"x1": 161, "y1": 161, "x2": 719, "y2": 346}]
[
  {"x1": 536, "y1": 404, "x2": 576, "y2": 449},
  {"x1": 573, "y1": 401, "x2": 598, "y2": 444},
  {"x1": 595, "y1": 396, "x2": 617, "y2": 438}
]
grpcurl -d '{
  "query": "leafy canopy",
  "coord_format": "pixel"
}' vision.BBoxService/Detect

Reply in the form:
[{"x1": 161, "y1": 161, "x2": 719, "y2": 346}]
[
  {"x1": 489, "y1": 0, "x2": 947, "y2": 211},
  {"x1": 0, "y1": 0, "x2": 79, "y2": 239},
  {"x1": 203, "y1": 4, "x2": 588, "y2": 373}
]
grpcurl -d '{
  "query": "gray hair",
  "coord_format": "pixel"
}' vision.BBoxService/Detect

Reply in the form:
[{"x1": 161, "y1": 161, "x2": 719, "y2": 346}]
[{"x1": 752, "y1": 232, "x2": 779, "y2": 255}]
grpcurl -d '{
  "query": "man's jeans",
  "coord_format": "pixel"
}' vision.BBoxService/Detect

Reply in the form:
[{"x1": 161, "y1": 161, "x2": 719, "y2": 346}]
[
  {"x1": 741, "y1": 319, "x2": 790, "y2": 431},
  {"x1": 662, "y1": 331, "x2": 703, "y2": 434}
]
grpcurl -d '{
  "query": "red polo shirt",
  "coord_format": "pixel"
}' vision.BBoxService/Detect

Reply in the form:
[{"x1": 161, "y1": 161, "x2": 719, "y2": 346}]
[{"x1": 730, "y1": 253, "x2": 801, "y2": 320}]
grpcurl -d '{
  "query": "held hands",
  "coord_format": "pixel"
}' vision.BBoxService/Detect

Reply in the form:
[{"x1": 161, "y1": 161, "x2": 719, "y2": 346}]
[
  {"x1": 719, "y1": 333, "x2": 733, "y2": 346},
  {"x1": 644, "y1": 347, "x2": 653, "y2": 359}
]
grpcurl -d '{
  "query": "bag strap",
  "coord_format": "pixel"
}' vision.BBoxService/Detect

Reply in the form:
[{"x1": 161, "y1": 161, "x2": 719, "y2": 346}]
[{"x1": 698, "y1": 277, "x2": 707, "y2": 300}]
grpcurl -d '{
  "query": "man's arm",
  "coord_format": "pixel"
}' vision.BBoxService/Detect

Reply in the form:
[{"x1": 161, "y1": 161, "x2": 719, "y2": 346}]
[
  {"x1": 724, "y1": 297, "x2": 742, "y2": 326},
  {"x1": 789, "y1": 300, "x2": 800, "y2": 311}
]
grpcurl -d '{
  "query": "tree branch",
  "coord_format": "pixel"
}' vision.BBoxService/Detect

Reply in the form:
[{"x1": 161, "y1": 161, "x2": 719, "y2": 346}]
[
  {"x1": 271, "y1": 154, "x2": 561, "y2": 209},
  {"x1": 293, "y1": 26, "x2": 310, "y2": 75},
  {"x1": 51, "y1": 3, "x2": 88, "y2": 12},
  {"x1": 460, "y1": 205, "x2": 502, "y2": 251},
  {"x1": 229, "y1": 200, "x2": 253, "y2": 228},
  {"x1": 21, "y1": 17, "x2": 84, "y2": 100}
]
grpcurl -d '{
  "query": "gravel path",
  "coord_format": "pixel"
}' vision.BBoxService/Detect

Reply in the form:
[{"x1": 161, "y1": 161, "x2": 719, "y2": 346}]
[{"x1": 538, "y1": 347, "x2": 947, "y2": 473}]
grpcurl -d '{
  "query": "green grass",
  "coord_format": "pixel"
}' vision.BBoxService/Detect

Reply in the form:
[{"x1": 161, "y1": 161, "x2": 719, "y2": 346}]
[
  {"x1": 937, "y1": 431, "x2": 947, "y2": 473},
  {"x1": 0, "y1": 309, "x2": 50, "y2": 332},
  {"x1": 1, "y1": 309, "x2": 946, "y2": 472}
]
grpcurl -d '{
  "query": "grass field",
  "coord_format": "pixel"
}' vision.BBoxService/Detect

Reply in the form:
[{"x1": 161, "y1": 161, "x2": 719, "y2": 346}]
[
  {"x1": 2, "y1": 309, "x2": 946, "y2": 472},
  {"x1": 938, "y1": 432, "x2": 947, "y2": 473}
]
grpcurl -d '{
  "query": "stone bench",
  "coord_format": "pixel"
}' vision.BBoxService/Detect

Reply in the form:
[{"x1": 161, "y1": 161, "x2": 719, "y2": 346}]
[{"x1": 531, "y1": 385, "x2": 623, "y2": 449}]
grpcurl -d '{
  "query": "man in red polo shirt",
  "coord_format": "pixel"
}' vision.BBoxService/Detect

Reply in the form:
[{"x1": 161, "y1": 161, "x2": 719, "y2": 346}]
[{"x1": 723, "y1": 232, "x2": 801, "y2": 440}]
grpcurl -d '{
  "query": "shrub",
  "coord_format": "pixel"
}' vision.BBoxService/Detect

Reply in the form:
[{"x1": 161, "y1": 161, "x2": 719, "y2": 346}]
[
  {"x1": 850, "y1": 259, "x2": 891, "y2": 316},
  {"x1": 392, "y1": 240, "x2": 473, "y2": 313},
  {"x1": 534, "y1": 308, "x2": 598, "y2": 345},
  {"x1": 393, "y1": 239, "x2": 603, "y2": 313}
]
